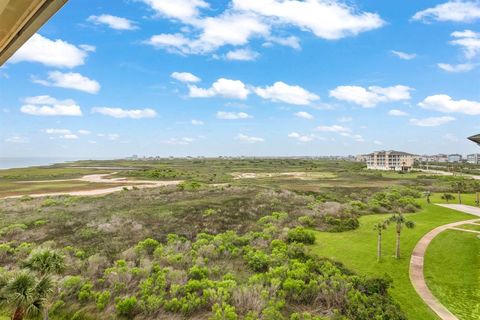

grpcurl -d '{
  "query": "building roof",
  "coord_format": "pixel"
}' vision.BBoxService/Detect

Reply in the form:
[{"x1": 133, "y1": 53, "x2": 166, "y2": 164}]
[
  {"x1": 0, "y1": 0, "x2": 68, "y2": 66},
  {"x1": 366, "y1": 150, "x2": 415, "y2": 156},
  {"x1": 468, "y1": 134, "x2": 480, "y2": 145}
]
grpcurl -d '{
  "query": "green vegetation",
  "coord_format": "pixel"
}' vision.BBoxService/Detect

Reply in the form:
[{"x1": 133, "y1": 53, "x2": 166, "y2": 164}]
[
  {"x1": 0, "y1": 159, "x2": 479, "y2": 319},
  {"x1": 311, "y1": 203, "x2": 474, "y2": 320},
  {"x1": 424, "y1": 230, "x2": 480, "y2": 320}
]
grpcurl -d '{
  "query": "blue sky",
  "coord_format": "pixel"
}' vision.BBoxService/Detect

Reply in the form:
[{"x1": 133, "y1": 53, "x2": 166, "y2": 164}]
[{"x1": 1, "y1": 0, "x2": 480, "y2": 158}]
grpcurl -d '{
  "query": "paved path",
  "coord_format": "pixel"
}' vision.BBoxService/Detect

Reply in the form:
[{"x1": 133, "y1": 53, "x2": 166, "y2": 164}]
[{"x1": 410, "y1": 204, "x2": 480, "y2": 320}]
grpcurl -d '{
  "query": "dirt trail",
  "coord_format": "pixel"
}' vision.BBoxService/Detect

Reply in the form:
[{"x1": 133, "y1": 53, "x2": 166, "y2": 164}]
[
  {"x1": 409, "y1": 204, "x2": 480, "y2": 320},
  {"x1": 3, "y1": 173, "x2": 182, "y2": 199}
]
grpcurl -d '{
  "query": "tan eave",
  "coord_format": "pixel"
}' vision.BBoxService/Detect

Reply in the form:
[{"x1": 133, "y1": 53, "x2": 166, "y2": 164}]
[{"x1": 0, "y1": 0, "x2": 68, "y2": 66}]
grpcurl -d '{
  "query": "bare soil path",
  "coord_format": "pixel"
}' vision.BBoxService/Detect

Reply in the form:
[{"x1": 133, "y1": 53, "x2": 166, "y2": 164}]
[
  {"x1": 410, "y1": 204, "x2": 480, "y2": 320},
  {"x1": 3, "y1": 173, "x2": 182, "y2": 199}
]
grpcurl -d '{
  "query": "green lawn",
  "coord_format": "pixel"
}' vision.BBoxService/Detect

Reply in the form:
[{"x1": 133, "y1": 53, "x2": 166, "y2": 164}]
[
  {"x1": 456, "y1": 223, "x2": 480, "y2": 232},
  {"x1": 424, "y1": 230, "x2": 480, "y2": 320},
  {"x1": 431, "y1": 193, "x2": 479, "y2": 207},
  {"x1": 310, "y1": 203, "x2": 475, "y2": 320}
]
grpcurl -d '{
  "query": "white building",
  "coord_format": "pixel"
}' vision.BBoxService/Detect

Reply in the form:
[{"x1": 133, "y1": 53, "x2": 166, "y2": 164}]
[
  {"x1": 448, "y1": 154, "x2": 463, "y2": 163},
  {"x1": 365, "y1": 151, "x2": 416, "y2": 171},
  {"x1": 467, "y1": 154, "x2": 480, "y2": 164}
]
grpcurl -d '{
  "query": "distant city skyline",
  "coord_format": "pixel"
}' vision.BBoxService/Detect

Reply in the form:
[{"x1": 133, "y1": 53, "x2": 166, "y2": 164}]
[{"x1": 1, "y1": 0, "x2": 480, "y2": 158}]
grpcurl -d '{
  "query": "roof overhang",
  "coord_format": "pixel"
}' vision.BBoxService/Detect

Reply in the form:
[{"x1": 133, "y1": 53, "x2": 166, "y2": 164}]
[
  {"x1": 0, "y1": 0, "x2": 68, "y2": 66},
  {"x1": 468, "y1": 134, "x2": 480, "y2": 146}
]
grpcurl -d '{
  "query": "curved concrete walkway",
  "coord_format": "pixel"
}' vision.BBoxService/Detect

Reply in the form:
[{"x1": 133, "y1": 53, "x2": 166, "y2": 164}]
[{"x1": 410, "y1": 204, "x2": 480, "y2": 320}]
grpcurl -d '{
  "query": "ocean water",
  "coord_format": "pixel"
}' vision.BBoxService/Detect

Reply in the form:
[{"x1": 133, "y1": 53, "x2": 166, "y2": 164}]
[{"x1": 0, "y1": 157, "x2": 77, "y2": 170}]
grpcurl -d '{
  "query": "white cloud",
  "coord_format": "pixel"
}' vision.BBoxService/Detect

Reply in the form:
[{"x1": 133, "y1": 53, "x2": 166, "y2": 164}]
[
  {"x1": 33, "y1": 71, "x2": 100, "y2": 94},
  {"x1": 78, "y1": 130, "x2": 91, "y2": 135},
  {"x1": 189, "y1": 78, "x2": 250, "y2": 99},
  {"x1": 449, "y1": 29, "x2": 480, "y2": 59},
  {"x1": 236, "y1": 134, "x2": 264, "y2": 143},
  {"x1": 437, "y1": 62, "x2": 476, "y2": 72},
  {"x1": 191, "y1": 119, "x2": 204, "y2": 125},
  {"x1": 9, "y1": 34, "x2": 92, "y2": 68},
  {"x1": 294, "y1": 111, "x2": 314, "y2": 120},
  {"x1": 216, "y1": 111, "x2": 252, "y2": 120},
  {"x1": 106, "y1": 134, "x2": 120, "y2": 141},
  {"x1": 21, "y1": 95, "x2": 82, "y2": 116},
  {"x1": 374, "y1": 140, "x2": 383, "y2": 145},
  {"x1": 315, "y1": 125, "x2": 350, "y2": 133},
  {"x1": 142, "y1": 0, "x2": 209, "y2": 21},
  {"x1": 391, "y1": 50, "x2": 416, "y2": 60},
  {"x1": 288, "y1": 132, "x2": 316, "y2": 142},
  {"x1": 144, "y1": 0, "x2": 384, "y2": 56},
  {"x1": 255, "y1": 81, "x2": 319, "y2": 105},
  {"x1": 92, "y1": 107, "x2": 157, "y2": 119},
  {"x1": 5, "y1": 136, "x2": 28, "y2": 144},
  {"x1": 171, "y1": 71, "x2": 201, "y2": 83},
  {"x1": 233, "y1": 0, "x2": 384, "y2": 40},
  {"x1": 264, "y1": 36, "x2": 301, "y2": 50},
  {"x1": 88, "y1": 14, "x2": 137, "y2": 30},
  {"x1": 62, "y1": 134, "x2": 79, "y2": 140},
  {"x1": 388, "y1": 109, "x2": 409, "y2": 116},
  {"x1": 329, "y1": 85, "x2": 413, "y2": 107},
  {"x1": 44, "y1": 129, "x2": 72, "y2": 135},
  {"x1": 418, "y1": 94, "x2": 480, "y2": 115},
  {"x1": 225, "y1": 48, "x2": 260, "y2": 61},
  {"x1": 165, "y1": 137, "x2": 196, "y2": 145},
  {"x1": 412, "y1": 1, "x2": 480, "y2": 23},
  {"x1": 409, "y1": 116, "x2": 456, "y2": 127}
]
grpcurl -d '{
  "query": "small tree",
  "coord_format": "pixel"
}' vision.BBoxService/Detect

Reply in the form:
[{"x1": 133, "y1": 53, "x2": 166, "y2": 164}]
[
  {"x1": 386, "y1": 214, "x2": 415, "y2": 259},
  {"x1": 423, "y1": 191, "x2": 431, "y2": 204},
  {"x1": 373, "y1": 222, "x2": 388, "y2": 262},
  {"x1": 451, "y1": 178, "x2": 467, "y2": 204},
  {"x1": 0, "y1": 271, "x2": 53, "y2": 320},
  {"x1": 441, "y1": 193, "x2": 455, "y2": 203}
]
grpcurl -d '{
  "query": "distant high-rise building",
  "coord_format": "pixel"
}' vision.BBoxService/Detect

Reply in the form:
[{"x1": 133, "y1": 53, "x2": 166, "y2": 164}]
[
  {"x1": 448, "y1": 154, "x2": 462, "y2": 163},
  {"x1": 467, "y1": 154, "x2": 480, "y2": 164}
]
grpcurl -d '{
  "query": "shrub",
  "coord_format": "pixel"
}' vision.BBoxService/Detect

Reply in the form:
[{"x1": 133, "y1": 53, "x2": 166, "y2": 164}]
[
  {"x1": 210, "y1": 302, "x2": 238, "y2": 320},
  {"x1": 41, "y1": 198, "x2": 60, "y2": 207},
  {"x1": 96, "y1": 290, "x2": 111, "y2": 311},
  {"x1": 287, "y1": 227, "x2": 315, "y2": 245},
  {"x1": 135, "y1": 238, "x2": 160, "y2": 255},
  {"x1": 116, "y1": 296, "x2": 138, "y2": 318},
  {"x1": 188, "y1": 265, "x2": 209, "y2": 280},
  {"x1": 298, "y1": 216, "x2": 315, "y2": 227}
]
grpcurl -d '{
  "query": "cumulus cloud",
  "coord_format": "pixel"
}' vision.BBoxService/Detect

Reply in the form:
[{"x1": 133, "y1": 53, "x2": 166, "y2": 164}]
[
  {"x1": 437, "y1": 63, "x2": 476, "y2": 72},
  {"x1": 33, "y1": 71, "x2": 100, "y2": 94},
  {"x1": 78, "y1": 130, "x2": 91, "y2": 135},
  {"x1": 189, "y1": 78, "x2": 250, "y2": 99},
  {"x1": 191, "y1": 119, "x2": 204, "y2": 125},
  {"x1": 44, "y1": 129, "x2": 72, "y2": 135},
  {"x1": 171, "y1": 71, "x2": 201, "y2": 83},
  {"x1": 391, "y1": 50, "x2": 416, "y2": 60},
  {"x1": 165, "y1": 137, "x2": 196, "y2": 145},
  {"x1": 143, "y1": 0, "x2": 384, "y2": 56},
  {"x1": 92, "y1": 107, "x2": 157, "y2": 119},
  {"x1": 255, "y1": 81, "x2": 319, "y2": 105},
  {"x1": 88, "y1": 14, "x2": 137, "y2": 30},
  {"x1": 288, "y1": 132, "x2": 316, "y2": 142},
  {"x1": 418, "y1": 94, "x2": 480, "y2": 115},
  {"x1": 9, "y1": 34, "x2": 92, "y2": 68},
  {"x1": 329, "y1": 85, "x2": 413, "y2": 107},
  {"x1": 294, "y1": 111, "x2": 314, "y2": 120},
  {"x1": 409, "y1": 116, "x2": 456, "y2": 127},
  {"x1": 216, "y1": 111, "x2": 252, "y2": 119},
  {"x1": 236, "y1": 133, "x2": 264, "y2": 143},
  {"x1": 315, "y1": 125, "x2": 350, "y2": 133},
  {"x1": 449, "y1": 29, "x2": 480, "y2": 59},
  {"x1": 388, "y1": 109, "x2": 409, "y2": 116},
  {"x1": 21, "y1": 95, "x2": 82, "y2": 116},
  {"x1": 412, "y1": 1, "x2": 480, "y2": 23},
  {"x1": 42, "y1": 128, "x2": 79, "y2": 140},
  {"x1": 225, "y1": 48, "x2": 260, "y2": 61}
]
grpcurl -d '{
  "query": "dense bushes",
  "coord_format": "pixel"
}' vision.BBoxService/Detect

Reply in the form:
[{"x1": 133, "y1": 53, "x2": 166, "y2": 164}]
[{"x1": 287, "y1": 227, "x2": 315, "y2": 244}]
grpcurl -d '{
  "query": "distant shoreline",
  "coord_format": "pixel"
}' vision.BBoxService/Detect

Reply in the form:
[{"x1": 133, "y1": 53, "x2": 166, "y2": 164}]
[{"x1": 0, "y1": 157, "x2": 76, "y2": 170}]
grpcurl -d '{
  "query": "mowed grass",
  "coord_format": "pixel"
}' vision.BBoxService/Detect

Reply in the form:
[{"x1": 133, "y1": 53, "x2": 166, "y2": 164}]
[
  {"x1": 456, "y1": 223, "x2": 480, "y2": 232},
  {"x1": 424, "y1": 230, "x2": 480, "y2": 320},
  {"x1": 310, "y1": 203, "x2": 475, "y2": 320},
  {"x1": 431, "y1": 193, "x2": 479, "y2": 207}
]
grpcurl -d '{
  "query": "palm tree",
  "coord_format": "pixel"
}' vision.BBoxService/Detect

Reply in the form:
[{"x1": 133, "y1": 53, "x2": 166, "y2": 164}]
[
  {"x1": 451, "y1": 178, "x2": 467, "y2": 204},
  {"x1": 373, "y1": 222, "x2": 388, "y2": 262},
  {"x1": 0, "y1": 271, "x2": 53, "y2": 320},
  {"x1": 23, "y1": 250, "x2": 65, "y2": 277},
  {"x1": 22, "y1": 250, "x2": 65, "y2": 320},
  {"x1": 386, "y1": 214, "x2": 415, "y2": 259}
]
